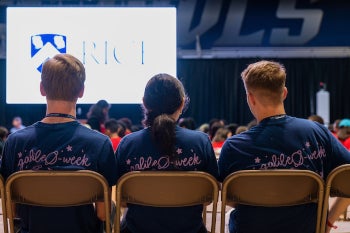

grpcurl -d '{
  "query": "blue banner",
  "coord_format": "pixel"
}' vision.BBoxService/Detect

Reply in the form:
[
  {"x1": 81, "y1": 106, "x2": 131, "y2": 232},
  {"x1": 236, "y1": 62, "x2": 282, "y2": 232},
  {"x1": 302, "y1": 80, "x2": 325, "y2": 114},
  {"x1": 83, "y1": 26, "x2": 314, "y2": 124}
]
[
  {"x1": 0, "y1": 0, "x2": 349, "y2": 53},
  {"x1": 177, "y1": 0, "x2": 350, "y2": 49}
]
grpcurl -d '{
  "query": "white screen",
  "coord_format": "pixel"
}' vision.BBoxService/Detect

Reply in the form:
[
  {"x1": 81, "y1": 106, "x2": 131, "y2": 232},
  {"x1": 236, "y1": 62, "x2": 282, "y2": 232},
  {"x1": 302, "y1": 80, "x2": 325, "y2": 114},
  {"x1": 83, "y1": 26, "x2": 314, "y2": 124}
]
[{"x1": 6, "y1": 7, "x2": 177, "y2": 104}]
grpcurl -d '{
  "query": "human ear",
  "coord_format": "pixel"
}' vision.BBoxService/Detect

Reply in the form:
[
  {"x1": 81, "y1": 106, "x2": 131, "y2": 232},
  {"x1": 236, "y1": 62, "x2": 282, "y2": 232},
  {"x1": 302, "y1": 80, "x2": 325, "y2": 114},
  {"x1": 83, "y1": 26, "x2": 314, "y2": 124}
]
[
  {"x1": 78, "y1": 85, "x2": 85, "y2": 98},
  {"x1": 282, "y1": 87, "x2": 288, "y2": 100},
  {"x1": 40, "y1": 82, "x2": 46, "y2": 97}
]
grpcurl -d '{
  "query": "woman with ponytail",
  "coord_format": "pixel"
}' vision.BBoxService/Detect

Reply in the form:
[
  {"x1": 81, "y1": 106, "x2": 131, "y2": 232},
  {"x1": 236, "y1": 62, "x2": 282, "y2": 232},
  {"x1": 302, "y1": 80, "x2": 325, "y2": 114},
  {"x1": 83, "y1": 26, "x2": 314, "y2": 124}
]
[{"x1": 116, "y1": 73, "x2": 219, "y2": 233}]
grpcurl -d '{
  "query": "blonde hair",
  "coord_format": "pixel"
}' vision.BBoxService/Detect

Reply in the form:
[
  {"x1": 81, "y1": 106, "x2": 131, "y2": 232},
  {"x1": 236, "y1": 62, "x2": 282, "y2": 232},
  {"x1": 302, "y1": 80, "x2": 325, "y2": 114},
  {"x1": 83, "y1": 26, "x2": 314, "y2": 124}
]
[
  {"x1": 41, "y1": 54, "x2": 85, "y2": 101},
  {"x1": 241, "y1": 60, "x2": 286, "y2": 104}
]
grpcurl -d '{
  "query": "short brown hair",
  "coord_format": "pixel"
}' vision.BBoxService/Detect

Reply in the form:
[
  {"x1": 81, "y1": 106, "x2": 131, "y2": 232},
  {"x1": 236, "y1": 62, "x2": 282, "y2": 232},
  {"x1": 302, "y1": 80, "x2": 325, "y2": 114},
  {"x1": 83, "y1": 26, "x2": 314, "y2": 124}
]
[
  {"x1": 41, "y1": 53, "x2": 85, "y2": 101},
  {"x1": 0, "y1": 126, "x2": 8, "y2": 139},
  {"x1": 241, "y1": 60, "x2": 286, "y2": 104}
]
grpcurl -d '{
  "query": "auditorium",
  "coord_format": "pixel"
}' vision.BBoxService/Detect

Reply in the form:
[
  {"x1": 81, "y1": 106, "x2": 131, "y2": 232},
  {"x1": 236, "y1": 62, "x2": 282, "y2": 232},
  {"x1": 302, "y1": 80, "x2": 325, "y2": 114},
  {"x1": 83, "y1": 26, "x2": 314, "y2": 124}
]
[{"x1": 0, "y1": 1, "x2": 350, "y2": 233}]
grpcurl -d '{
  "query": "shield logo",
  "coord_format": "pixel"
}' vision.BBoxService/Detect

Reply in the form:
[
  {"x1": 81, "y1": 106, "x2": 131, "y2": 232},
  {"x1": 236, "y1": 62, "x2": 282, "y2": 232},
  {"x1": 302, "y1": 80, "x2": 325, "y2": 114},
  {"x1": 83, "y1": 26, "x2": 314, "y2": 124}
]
[{"x1": 31, "y1": 34, "x2": 67, "y2": 72}]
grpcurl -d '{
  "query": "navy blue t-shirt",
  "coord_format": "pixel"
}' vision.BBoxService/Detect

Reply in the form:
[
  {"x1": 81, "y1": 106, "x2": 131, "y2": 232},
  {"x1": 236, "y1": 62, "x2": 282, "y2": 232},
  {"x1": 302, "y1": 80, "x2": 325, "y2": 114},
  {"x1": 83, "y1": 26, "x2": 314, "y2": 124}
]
[
  {"x1": 218, "y1": 115, "x2": 350, "y2": 233},
  {"x1": 116, "y1": 126, "x2": 219, "y2": 233},
  {"x1": 1, "y1": 121, "x2": 118, "y2": 233}
]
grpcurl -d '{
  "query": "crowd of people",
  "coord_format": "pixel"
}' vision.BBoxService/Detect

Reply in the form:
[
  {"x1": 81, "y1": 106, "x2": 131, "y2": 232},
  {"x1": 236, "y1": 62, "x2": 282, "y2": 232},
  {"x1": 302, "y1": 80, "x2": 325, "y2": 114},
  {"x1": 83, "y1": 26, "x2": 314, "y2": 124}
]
[
  {"x1": 3, "y1": 112, "x2": 348, "y2": 162},
  {"x1": 0, "y1": 54, "x2": 350, "y2": 233}
]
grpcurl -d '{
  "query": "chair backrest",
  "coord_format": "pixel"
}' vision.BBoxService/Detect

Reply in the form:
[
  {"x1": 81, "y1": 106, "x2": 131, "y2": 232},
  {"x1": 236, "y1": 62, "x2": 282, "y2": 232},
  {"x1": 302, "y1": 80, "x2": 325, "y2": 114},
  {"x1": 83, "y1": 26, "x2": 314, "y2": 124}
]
[
  {"x1": 321, "y1": 164, "x2": 350, "y2": 233},
  {"x1": 114, "y1": 171, "x2": 219, "y2": 233},
  {"x1": 5, "y1": 170, "x2": 111, "y2": 233},
  {"x1": 0, "y1": 175, "x2": 8, "y2": 233},
  {"x1": 220, "y1": 169, "x2": 324, "y2": 233}
]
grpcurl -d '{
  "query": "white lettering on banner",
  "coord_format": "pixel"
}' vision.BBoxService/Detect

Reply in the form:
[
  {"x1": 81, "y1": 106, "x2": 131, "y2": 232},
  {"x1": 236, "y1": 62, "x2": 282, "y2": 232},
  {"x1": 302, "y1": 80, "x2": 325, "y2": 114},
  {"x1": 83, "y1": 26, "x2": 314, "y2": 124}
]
[
  {"x1": 177, "y1": 0, "x2": 223, "y2": 45},
  {"x1": 216, "y1": 0, "x2": 264, "y2": 46},
  {"x1": 177, "y1": 0, "x2": 324, "y2": 46},
  {"x1": 270, "y1": 0, "x2": 323, "y2": 45}
]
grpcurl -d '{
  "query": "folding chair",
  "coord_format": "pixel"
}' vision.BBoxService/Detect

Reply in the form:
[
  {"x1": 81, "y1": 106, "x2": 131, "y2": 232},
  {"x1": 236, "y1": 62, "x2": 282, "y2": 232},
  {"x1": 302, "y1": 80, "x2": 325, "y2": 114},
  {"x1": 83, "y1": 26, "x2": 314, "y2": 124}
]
[
  {"x1": 221, "y1": 169, "x2": 324, "y2": 233},
  {"x1": 114, "y1": 171, "x2": 219, "y2": 233},
  {"x1": 0, "y1": 175, "x2": 8, "y2": 233},
  {"x1": 5, "y1": 170, "x2": 111, "y2": 233},
  {"x1": 321, "y1": 164, "x2": 350, "y2": 233}
]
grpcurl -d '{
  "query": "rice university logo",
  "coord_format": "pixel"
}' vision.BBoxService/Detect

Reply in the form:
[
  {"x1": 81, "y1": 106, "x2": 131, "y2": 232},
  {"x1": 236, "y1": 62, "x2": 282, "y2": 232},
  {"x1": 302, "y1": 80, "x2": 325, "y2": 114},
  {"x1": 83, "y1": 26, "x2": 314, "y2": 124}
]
[{"x1": 31, "y1": 34, "x2": 67, "y2": 72}]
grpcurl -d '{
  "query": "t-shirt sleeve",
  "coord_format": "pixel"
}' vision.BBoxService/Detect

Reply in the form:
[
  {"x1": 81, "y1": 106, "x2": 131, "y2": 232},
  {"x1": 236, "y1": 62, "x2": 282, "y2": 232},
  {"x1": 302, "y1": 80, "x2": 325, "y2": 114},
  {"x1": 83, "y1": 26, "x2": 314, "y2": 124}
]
[
  {"x1": 218, "y1": 138, "x2": 250, "y2": 182},
  {"x1": 97, "y1": 139, "x2": 118, "y2": 186},
  {"x1": 0, "y1": 139, "x2": 16, "y2": 180},
  {"x1": 115, "y1": 137, "x2": 128, "y2": 181},
  {"x1": 218, "y1": 140, "x2": 233, "y2": 182},
  {"x1": 325, "y1": 129, "x2": 350, "y2": 176},
  {"x1": 203, "y1": 136, "x2": 219, "y2": 180}
]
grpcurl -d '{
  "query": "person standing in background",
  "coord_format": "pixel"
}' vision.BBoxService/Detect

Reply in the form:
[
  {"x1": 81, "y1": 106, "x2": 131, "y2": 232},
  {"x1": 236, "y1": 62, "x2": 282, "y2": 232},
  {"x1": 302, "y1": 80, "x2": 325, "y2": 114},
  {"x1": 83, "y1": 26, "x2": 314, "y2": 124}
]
[
  {"x1": 86, "y1": 99, "x2": 111, "y2": 133},
  {"x1": 105, "y1": 118, "x2": 125, "y2": 152},
  {"x1": 332, "y1": 119, "x2": 350, "y2": 150},
  {"x1": 0, "y1": 126, "x2": 8, "y2": 156},
  {"x1": 10, "y1": 116, "x2": 25, "y2": 134}
]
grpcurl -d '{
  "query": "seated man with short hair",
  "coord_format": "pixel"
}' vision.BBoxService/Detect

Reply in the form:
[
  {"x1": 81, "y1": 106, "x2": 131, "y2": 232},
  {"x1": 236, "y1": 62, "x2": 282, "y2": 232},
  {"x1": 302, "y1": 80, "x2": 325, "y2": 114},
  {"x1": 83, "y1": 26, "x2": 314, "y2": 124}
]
[
  {"x1": 1, "y1": 53, "x2": 118, "y2": 233},
  {"x1": 218, "y1": 60, "x2": 350, "y2": 233}
]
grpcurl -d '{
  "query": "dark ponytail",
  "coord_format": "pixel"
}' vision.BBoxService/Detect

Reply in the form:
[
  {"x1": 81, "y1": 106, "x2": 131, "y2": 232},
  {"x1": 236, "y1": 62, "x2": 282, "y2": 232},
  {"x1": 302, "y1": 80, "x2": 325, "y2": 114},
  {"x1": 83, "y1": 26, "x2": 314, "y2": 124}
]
[
  {"x1": 142, "y1": 74, "x2": 187, "y2": 160},
  {"x1": 152, "y1": 114, "x2": 177, "y2": 158}
]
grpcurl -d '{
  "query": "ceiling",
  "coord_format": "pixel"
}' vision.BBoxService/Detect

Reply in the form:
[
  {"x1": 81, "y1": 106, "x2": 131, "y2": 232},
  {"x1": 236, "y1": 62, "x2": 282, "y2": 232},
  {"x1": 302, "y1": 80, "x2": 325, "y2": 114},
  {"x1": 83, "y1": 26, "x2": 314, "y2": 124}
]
[{"x1": 0, "y1": 0, "x2": 178, "y2": 6}]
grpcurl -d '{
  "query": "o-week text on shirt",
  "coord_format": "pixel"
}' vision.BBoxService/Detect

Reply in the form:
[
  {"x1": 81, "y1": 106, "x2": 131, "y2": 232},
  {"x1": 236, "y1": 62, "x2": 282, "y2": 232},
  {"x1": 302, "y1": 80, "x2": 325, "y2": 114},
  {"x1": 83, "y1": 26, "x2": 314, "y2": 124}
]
[
  {"x1": 127, "y1": 148, "x2": 202, "y2": 171},
  {"x1": 253, "y1": 141, "x2": 326, "y2": 177},
  {"x1": 17, "y1": 145, "x2": 91, "y2": 170}
]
